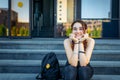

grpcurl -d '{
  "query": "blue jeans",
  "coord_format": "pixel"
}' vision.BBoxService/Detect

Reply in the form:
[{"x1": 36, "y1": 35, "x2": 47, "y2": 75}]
[{"x1": 64, "y1": 61, "x2": 94, "y2": 80}]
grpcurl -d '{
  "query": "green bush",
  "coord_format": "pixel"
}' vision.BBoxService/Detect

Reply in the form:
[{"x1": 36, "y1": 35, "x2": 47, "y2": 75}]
[
  {"x1": 19, "y1": 27, "x2": 25, "y2": 36},
  {"x1": 24, "y1": 28, "x2": 29, "y2": 36},
  {"x1": 66, "y1": 28, "x2": 72, "y2": 37},
  {"x1": 16, "y1": 27, "x2": 20, "y2": 34},
  {"x1": 11, "y1": 26, "x2": 16, "y2": 36},
  {"x1": 91, "y1": 26, "x2": 102, "y2": 38},
  {"x1": 0, "y1": 24, "x2": 6, "y2": 36}
]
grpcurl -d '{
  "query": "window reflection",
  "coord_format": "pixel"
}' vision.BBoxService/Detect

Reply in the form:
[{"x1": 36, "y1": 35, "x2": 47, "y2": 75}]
[
  {"x1": 11, "y1": 0, "x2": 30, "y2": 36},
  {"x1": 56, "y1": 0, "x2": 74, "y2": 37},
  {"x1": 0, "y1": 0, "x2": 8, "y2": 36},
  {"x1": 83, "y1": 20, "x2": 110, "y2": 38},
  {"x1": 82, "y1": 0, "x2": 111, "y2": 18}
]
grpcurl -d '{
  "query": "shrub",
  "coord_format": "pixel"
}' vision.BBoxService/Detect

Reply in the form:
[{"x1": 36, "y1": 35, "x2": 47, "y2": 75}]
[
  {"x1": 19, "y1": 27, "x2": 25, "y2": 36},
  {"x1": 24, "y1": 28, "x2": 29, "y2": 36},
  {"x1": 0, "y1": 24, "x2": 6, "y2": 36},
  {"x1": 66, "y1": 28, "x2": 72, "y2": 37},
  {"x1": 11, "y1": 26, "x2": 16, "y2": 36}
]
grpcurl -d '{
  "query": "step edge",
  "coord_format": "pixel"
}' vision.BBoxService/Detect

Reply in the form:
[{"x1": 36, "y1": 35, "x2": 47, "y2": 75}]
[{"x1": 0, "y1": 60, "x2": 120, "y2": 67}]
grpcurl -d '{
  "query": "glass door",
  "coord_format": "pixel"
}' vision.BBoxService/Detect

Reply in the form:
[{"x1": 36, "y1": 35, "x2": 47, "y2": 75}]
[{"x1": 32, "y1": 0, "x2": 54, "y2": 37}]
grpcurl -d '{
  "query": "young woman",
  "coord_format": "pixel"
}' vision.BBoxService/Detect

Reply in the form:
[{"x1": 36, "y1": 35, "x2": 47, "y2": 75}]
[{"x1": 64, "y1": 20, "x2": 95, "y2": 80}]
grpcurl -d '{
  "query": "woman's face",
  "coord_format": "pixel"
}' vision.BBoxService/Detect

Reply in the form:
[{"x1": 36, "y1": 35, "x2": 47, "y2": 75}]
[{"x1": 72, "y1": 22, "x2": 84, "y2": 39}]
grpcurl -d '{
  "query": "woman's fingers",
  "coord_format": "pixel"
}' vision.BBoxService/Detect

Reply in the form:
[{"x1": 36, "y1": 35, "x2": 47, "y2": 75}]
[
  {"x1": 69, "y1": 34, "x2": 79, "y2": 43},
  {"x1": 69, "y1": 33, "x2": 89, "y2": 42},
  {"x1": 79, "y1": 33, "x2": 89, "y2": 42}
]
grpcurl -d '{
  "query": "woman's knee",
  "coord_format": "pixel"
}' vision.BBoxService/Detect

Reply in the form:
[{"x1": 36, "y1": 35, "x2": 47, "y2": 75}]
[
  {"x1": 78, "y1": 66, "x2": 91, "y2": 80},
  {"x1": 64, "y1": 65, "x2": 77, "y2": 80}
]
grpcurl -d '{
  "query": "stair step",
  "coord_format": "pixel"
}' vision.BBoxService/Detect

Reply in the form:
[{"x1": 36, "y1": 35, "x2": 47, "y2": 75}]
[
  {"x1": 92, "y1": 75, "x2": 120, "y2": 80},
  {"x1": 1, "y1": 49, "x2": 120, "y2": 54},
  {"x1": 0, "y1": 39, "x2": 120, "y2": 50},
  {"x1": 0, "y1": 73, "x2": 37, "y2": 80},
  {"x1": 0, "y1": 73, "x2": 120, "y2": 80},
  {"x1": 0, "y1": 60, "x2": 120, "y2": 74},
  {"x1": 0, "y1": 38, "x2": 64, "y2": 41},
  {"x1": 0, "y1": 38, "x2": 120, "y2": 42},
  {"x1": 1, "y1": 60, "x2": 120, "y2": 67},
  {"x1": 0, "y1": 49, "x2": 120, "y2": 61}
]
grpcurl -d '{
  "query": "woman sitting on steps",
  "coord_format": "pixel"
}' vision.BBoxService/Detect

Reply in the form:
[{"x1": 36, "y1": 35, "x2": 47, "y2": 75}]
[{"x1": 64, "y1": 20, "x2": 95, "y2": 80}]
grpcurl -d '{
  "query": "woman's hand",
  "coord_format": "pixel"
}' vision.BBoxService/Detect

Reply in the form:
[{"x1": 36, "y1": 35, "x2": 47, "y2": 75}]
[
  {"x1": 69, "y1": 33, "x2": 79, "y2": 43},
  {"x1": 79, "y1": 33, "x2": 89, "y2": 42}
]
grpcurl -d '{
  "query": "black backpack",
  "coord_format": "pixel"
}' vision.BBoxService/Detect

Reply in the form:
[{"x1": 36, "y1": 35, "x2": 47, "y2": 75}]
[{"x1": 36, "y1": 52, "x2": 60, "y2": 80}]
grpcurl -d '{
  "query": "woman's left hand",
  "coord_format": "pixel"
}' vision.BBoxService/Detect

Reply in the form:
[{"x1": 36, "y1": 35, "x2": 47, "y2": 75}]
[{"x1": 79, "y1": 33, "x2": 89, "y2": 42}]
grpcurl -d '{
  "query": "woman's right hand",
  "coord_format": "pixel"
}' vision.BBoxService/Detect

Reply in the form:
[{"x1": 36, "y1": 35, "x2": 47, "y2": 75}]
[{"x1": 69, "y1": 33, "x2": 79, "y2": 43}]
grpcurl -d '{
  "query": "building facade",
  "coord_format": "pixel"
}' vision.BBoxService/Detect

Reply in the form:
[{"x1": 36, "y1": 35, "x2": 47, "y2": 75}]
[{"x1": 0, "y1": 0, "x2": 120, "y2": 38}]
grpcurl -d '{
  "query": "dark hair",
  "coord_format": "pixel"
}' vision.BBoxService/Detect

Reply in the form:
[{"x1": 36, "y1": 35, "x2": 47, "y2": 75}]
[
  {"x1": 71, "y1": 20, "x2": 87, "y2": 51},
  {"x1": 71, "y1": 20, "x2": 87, "y2": 33}
]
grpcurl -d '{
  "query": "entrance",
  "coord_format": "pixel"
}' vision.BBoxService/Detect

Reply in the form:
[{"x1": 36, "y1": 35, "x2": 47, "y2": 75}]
[{"x1": 32, "y1": 0, "x2": 54, "y2": 37}]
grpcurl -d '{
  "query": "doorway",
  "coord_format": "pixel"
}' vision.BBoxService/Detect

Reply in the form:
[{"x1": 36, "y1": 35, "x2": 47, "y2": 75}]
[{"x1": 32, "y1": 0, "x2": 54, "y2": 37}]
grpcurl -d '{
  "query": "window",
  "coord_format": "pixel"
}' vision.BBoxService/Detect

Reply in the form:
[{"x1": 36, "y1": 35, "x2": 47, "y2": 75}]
[
  {"x1": 81, "y1": 0, "x2": 111, "y2": 38},
  {"x1": 56, "y1": 0, "x2": 74, "y2": 37},
  {"x1": 82, "y1": 0, "x2": 111, "y2": 19},
  {"x1": 11, "y1": 0, "x2": 30, "y2": 37}
]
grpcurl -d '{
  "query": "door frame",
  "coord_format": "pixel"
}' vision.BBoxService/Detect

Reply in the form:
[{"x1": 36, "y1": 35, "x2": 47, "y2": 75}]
[{"x1": 54, "y1": 0, "x2": 57, "y2": 37}]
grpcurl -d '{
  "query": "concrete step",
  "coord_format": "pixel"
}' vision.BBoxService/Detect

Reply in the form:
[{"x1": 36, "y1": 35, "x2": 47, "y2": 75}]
[
  {"x1": 0, "y1": 38, "x2": 64, "y2": 41},
  {"x1": 0, "y1": 73, "x2": 120, "y2": 80},
  {"x1": 0, "y1": 38, "x2": 119, "y2": 42},
  {"x1": 0, "y1": 73, "x2": 37, "y2": 80},
  {"x1": 92, "y1": 75, "x2": 120, "y2": 80},
  {"x1": 0, "y1": 60, "x2": 120, "y2": 75},
  {"x1": 0, "y1": 49, "x2": 120, "y2": 61},
  {"x1": 0, "y1": 39, "x2": 120, "y2": 50}
]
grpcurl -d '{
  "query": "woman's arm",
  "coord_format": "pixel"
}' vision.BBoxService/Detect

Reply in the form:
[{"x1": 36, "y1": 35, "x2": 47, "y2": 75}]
[
  {"x1": 79, "y1": 38, "x2": 95, "y2": 66},
  {"x1": 64, "y1": 39, "x2": 79, "y2": 67}
]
